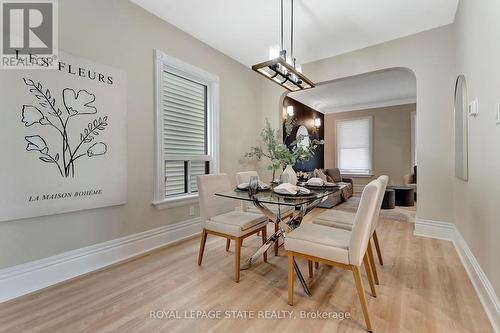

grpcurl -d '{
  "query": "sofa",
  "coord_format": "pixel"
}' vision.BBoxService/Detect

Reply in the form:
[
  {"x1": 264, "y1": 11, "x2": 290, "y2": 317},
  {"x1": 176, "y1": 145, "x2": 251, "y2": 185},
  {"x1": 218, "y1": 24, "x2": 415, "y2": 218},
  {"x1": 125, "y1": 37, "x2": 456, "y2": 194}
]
[{"x1": 307, "y1": 168, "x2": 354, "y2": 208}]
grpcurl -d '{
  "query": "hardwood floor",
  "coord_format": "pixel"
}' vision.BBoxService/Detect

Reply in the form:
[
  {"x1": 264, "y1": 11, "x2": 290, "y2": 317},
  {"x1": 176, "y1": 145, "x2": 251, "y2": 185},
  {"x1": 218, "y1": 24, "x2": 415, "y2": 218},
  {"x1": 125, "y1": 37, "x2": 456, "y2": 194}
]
[{"x1": 0, "y1": 210, "x2": 493, "y2": 333}]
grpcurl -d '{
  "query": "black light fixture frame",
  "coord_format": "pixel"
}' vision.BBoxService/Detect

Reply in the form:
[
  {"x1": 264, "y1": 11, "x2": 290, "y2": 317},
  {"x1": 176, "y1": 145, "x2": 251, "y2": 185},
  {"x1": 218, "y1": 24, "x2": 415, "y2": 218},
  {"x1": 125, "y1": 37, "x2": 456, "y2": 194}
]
[
  {"x1": 252, "y1": 57, "x2": 315, "y2": 92},
  {"x1": 252, "y1": 0, "x2": 315, "y2": 92}
]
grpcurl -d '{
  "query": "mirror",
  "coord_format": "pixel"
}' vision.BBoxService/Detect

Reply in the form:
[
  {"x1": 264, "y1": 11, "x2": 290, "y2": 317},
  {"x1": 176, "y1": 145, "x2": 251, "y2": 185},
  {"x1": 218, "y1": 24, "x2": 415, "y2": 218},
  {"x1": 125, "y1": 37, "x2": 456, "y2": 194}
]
[
  {"x1": 454, "y1": 74, "x2": 468, "y2": 181},
  {"x1": 296, "y1": 125, "x2": 310, "y2": 148}
]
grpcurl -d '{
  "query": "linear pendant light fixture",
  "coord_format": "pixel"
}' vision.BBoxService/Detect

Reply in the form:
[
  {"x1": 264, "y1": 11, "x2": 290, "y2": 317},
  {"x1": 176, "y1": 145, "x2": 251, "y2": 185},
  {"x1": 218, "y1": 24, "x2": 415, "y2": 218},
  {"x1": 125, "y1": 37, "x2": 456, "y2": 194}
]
[{"x1": 252, "y1": 0, "x2": 315, "y2": 92}]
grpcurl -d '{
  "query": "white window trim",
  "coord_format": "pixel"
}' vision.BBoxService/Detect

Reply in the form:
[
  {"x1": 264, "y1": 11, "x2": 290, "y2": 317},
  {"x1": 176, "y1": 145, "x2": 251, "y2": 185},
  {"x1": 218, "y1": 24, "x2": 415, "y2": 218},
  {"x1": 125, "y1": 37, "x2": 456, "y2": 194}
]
[
  {"x1": 341, "y1": 173, "x2": 374, "y2": 178},
  {"x1": 410, "y1": 111, "x2": 417, "y2": 167},
  {"x1": 335, "y1": 116, "x2": 374, "y2": 176},
  {"x1": 153, "y1": 50, "x2": 220, "y2": 209}
]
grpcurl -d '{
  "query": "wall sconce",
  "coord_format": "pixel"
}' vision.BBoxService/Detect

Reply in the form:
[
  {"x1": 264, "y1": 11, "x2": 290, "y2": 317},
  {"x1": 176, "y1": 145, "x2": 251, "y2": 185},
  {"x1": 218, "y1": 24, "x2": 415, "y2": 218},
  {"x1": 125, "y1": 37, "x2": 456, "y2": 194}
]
[
  {"x1": 314, "y1": 117, "x2": 321, "y2": 128},
  {"x1": 286, "y1": 105, "x2": 294, "y2": 117}
]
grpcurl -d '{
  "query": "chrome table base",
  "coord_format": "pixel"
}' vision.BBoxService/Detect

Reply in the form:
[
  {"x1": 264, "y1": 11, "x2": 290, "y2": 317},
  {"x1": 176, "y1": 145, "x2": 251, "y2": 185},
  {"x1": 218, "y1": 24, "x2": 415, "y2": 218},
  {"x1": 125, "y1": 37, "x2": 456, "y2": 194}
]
[{"x1": 240, "y1": 196, "x2": 324, "y2": 296}]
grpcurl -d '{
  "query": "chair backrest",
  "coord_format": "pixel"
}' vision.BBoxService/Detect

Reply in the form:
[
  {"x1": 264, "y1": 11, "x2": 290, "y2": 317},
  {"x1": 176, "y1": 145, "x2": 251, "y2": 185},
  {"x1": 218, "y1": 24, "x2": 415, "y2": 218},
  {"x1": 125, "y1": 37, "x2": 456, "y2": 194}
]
[
  {"x1": 236, "y1": 171, "x2": 259, "y2": 211},
  {"x1": 371, "y1": 175, "x2": 389, "y2": 233},
  {"x1": 349, "y1": 179, "x2": 382, "y2": 266},
  {"x1": 236, "y1": 171, "x2": 259, "y2": 184},
  {"x1": 197, "y1": 174, "x2": 235, "y2": 223}
]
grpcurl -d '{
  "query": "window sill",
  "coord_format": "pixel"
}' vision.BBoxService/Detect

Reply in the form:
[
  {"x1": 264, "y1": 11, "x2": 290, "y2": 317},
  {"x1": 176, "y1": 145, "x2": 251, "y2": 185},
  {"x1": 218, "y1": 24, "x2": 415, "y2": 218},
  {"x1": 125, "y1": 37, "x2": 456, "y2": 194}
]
[
  {"x1": 341, "y1": 173, "x2": 374, "y2": 178},
  {"x1": 152, "y1": 194, "x2": 199, "y2": 210}
]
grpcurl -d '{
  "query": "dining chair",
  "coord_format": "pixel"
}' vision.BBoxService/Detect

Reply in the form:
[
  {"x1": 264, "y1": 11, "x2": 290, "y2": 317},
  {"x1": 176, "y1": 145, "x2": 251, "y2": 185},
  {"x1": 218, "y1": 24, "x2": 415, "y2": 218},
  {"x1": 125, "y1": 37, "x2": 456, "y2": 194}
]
[
  {"x1": 285, "y1": 179, "x2": 382, "y2": 332},
  {"x1": 312, "y1": 175, "x2": 388, "y2": 284},
  {"x1": 236, "y1": 171, "x2": 294, "y2": 256},
  {"x1": 197, "y1": 174, "x2": 268, "y2": 282}
]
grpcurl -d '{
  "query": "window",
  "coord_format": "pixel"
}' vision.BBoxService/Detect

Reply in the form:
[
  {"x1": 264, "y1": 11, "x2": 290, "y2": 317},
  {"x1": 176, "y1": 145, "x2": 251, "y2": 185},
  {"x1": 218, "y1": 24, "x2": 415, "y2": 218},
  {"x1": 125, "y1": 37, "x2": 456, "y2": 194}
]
[
  {"x1": 336, "y1": 117, "x2": 373, "y2": 176},
  {"x1": 154, "y1": 50, "x2": 219, "y2": 208}
]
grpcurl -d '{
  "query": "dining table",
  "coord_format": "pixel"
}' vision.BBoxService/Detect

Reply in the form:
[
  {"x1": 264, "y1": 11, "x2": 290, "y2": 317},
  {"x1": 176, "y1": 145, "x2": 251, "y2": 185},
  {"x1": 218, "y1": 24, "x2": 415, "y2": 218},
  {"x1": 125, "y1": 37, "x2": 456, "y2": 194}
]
[{"x1": 215, "y1": 184, "x2": 340, "y2": 296}]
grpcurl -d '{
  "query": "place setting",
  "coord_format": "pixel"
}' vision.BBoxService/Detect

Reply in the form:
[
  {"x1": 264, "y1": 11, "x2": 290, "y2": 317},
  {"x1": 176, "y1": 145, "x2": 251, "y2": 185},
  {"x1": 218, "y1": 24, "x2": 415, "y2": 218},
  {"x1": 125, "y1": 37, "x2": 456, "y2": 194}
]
[{"x1": 299, "y1": 177, "x2": 339, "y2": 190}]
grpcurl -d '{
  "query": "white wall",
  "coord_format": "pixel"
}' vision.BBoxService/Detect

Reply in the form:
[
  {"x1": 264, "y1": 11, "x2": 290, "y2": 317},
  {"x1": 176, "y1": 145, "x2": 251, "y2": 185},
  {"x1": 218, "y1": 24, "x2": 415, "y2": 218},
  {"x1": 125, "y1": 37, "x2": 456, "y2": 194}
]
[
  {"x1": 454, "y1": 0, "x2": 500, "y2": 296},
  {"x1": 0, "y1": 0, "x2": 270, "y2": 269},
  {"x1": 260, "y1": 25, "x2": 456, "y2": 223}
]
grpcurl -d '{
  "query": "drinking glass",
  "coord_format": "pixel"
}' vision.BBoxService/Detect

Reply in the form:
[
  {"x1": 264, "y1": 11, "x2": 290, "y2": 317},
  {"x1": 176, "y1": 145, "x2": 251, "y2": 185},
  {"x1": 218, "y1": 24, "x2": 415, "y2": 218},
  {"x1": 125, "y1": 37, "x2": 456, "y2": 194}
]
[{"x1": 248, "y1": 176, "x2": 259, "y2": 196}]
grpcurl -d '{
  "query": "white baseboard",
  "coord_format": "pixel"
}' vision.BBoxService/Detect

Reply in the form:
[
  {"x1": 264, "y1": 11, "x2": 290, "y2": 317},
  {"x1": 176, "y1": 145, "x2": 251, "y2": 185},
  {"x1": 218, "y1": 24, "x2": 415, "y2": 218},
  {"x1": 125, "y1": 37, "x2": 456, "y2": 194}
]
[
  {"x1": 415, "y1": 218, "x2": 500, "y2": 333},
  {"x1": 0, "y1": 217, "x2": 201, "y2": 303},
  {"x1": 414, "y1": 218, "x2": 456, "y2": 241}
]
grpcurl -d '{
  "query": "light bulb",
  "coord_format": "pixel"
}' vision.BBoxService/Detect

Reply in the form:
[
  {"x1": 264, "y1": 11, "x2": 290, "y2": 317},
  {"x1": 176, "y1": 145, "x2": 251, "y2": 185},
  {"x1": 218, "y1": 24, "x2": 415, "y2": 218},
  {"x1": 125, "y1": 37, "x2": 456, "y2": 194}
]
[
  {"x1": 286, "y1": 106, "x2": 294, "y2": 117},
  {"x1": 314, "y1": 118, "x2": 321, "y2": 128}
]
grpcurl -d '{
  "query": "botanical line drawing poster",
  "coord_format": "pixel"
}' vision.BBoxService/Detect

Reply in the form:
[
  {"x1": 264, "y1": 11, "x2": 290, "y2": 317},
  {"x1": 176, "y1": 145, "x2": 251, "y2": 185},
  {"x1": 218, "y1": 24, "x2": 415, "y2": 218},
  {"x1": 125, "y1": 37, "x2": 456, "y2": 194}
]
[{"x1": 0, "y1": 51, "x2": 127, "y2": 221}]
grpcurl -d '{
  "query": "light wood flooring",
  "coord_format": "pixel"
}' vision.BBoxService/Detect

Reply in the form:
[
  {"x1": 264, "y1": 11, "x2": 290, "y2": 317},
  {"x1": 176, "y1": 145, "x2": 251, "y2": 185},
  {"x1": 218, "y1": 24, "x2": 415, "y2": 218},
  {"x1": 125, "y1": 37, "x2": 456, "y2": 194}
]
[{"x1": 0, "y1": 209, "x2": 494, "y2": 333}]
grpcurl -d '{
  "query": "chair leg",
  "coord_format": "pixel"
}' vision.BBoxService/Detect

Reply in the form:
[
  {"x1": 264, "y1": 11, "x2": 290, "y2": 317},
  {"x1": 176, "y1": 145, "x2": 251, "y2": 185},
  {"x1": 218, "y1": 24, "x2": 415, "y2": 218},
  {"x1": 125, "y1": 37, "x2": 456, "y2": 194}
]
[
  {"x1": 288, "y1": 252, "x2": 294, "y2": 305},
  {"x1": 308, "y1": 260, "x2": 313, "y2": 278},
  {"x1": 234, "y1": 237, "x2": 242, "y2": 282},
  {"x1": 198, "y1": 229, "x2": 208, "y2": 266},
  {"x1": 274, "y1": 222, "x2": 279, "y2": 256},
  {"x1": 314, "y1": 261, "x2": 319, "y2": 269},
  {"x1": 367, "y1": 240, "x2": 379, "y2": 285},
  {"x1": 226, "y1": 239, "x2": 230, "y2": 252},
  {"x1": 261, "y1": 227, "x2": 267, "y2": 263},
  {"x1": 373, "y1": 230, "x2": 384, "y2": 266},
  {"x1": 363, "y1": 253, "x2": 377, "y2": 297},
  {"x1": 352, "y1": 266, "x2": 373, "y2": 332}
]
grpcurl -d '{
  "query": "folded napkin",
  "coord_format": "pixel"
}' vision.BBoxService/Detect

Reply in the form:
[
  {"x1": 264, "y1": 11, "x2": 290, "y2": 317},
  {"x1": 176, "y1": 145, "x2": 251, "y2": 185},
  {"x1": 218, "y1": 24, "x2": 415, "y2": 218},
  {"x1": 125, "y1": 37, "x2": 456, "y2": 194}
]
[
  {"x1": 273, "y1": 183, "x2": 311, "y2": 195},
  {"x1": 306, "y1": 177, "x2": 324, "y2": 186},
  {"x1": 237, "y1": 181, "x2": 270, "y2": 190}
]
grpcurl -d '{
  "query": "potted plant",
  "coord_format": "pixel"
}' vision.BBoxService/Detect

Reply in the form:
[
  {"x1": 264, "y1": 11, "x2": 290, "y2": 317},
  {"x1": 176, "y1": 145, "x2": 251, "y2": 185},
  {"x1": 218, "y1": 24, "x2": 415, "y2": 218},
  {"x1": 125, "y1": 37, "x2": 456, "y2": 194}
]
[{"x1": 245, "y1": 117, "x2": 323, "y2": 184}]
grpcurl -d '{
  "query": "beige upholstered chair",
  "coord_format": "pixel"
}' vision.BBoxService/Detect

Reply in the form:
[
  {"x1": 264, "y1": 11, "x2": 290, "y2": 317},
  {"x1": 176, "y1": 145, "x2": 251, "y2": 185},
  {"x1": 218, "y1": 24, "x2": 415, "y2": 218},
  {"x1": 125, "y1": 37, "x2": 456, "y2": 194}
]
[
  {"x1": 285, "y1": 179, "x2": 382, "y2": 332},
  {"x1": 312, "y1": 175, "x2": 388, "y2": 284},
  {"x1": 236, "y1": 171, "x2": 294, "y2": 256},
  {"x1": 197, "y1": 174, "x2": 268, "y2": 282}
]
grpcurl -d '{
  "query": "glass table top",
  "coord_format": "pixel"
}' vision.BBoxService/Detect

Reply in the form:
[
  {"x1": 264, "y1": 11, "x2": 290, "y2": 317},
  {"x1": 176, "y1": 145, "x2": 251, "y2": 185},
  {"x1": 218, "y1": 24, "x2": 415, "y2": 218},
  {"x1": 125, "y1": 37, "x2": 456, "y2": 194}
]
[{"x1": 215, "y1": 186, "x2": 340, "y2": 207}]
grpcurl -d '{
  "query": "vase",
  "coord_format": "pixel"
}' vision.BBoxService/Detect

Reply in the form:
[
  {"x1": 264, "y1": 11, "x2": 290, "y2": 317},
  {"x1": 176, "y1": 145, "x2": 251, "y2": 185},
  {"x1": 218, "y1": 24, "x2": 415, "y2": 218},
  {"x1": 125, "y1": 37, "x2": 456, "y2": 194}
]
[{"x1": 282, "y1": 165, "x2": 297, "y2": 185}]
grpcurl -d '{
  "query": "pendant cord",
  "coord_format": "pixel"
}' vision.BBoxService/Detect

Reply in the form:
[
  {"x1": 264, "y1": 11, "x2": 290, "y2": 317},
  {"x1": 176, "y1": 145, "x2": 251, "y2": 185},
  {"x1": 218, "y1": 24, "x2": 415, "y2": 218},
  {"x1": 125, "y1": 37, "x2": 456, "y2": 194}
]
[
  {"x1": 280, "y1": 0, "x2": 284, "y2": 52},
  {"x1": 291, "y1": 0, "x2": 294, "y2": 64}
]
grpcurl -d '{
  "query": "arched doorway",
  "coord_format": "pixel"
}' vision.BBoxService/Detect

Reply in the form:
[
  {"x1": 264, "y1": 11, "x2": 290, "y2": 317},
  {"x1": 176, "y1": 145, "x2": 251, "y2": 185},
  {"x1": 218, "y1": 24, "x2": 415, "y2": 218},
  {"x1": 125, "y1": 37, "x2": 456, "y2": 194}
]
[{"x1": 280, "y1": 67, "x2": 417, "y2": 203}]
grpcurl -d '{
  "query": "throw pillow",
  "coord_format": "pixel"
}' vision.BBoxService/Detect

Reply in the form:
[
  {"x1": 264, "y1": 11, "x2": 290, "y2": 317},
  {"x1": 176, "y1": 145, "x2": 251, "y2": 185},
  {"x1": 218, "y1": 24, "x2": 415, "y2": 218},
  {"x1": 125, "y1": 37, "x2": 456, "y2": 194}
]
[
  {"x1": 326, "y1": 168, "x2": 342, "y2": 182},
  {"x1": 313, "y1": 169, "x2": 327, "y2": 182}
]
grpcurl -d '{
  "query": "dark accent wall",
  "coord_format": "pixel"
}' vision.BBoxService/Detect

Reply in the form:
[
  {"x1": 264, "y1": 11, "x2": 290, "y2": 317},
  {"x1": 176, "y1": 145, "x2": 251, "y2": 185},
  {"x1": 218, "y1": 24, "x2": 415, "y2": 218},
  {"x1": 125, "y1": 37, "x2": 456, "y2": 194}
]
[{"x1": 283, "y1": 97, "x2": 324, "y2": 172}]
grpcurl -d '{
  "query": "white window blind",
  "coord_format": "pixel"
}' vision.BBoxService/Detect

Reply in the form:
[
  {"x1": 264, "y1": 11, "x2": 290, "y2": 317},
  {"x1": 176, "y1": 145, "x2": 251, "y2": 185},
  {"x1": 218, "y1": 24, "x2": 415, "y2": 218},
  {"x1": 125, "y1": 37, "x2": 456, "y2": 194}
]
[
  {"x1": 162, "y1": 70, "x2": 209, "y2": 197},
  {"x1": 164, "y1": 71, "x2": 207, "y2": 156},
  {"x1": 336, "y1": 117, "x2": 373, "y2": 175}
]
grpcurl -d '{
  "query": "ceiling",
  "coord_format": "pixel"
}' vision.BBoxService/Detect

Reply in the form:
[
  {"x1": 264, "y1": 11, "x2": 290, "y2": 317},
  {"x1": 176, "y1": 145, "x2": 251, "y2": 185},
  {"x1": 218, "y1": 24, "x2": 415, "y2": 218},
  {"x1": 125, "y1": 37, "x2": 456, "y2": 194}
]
[
  {"x1": 288, "y1": 68, "x2": 417, "y2": 113},
  {"x1": 131, "y1": 0, "x2": 458, "y2": 67}
]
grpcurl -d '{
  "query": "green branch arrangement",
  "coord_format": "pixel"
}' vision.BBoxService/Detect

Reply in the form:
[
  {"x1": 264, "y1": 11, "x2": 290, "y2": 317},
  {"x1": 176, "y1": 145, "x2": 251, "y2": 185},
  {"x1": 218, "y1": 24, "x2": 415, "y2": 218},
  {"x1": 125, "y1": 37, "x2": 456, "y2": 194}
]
[{"x1": 245, "y1": 117, "x2": 323, "y2": 180}]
